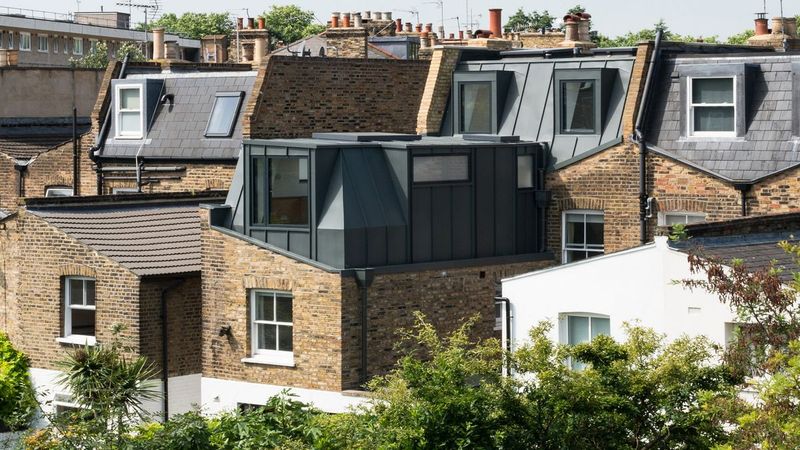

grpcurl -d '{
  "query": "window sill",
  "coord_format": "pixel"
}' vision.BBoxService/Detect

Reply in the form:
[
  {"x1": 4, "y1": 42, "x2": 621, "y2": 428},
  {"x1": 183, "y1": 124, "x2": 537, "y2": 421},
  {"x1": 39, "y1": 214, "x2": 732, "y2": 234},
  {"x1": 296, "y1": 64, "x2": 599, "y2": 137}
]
[
  {"x1": 56, "y1": 336, "x2": 97, "y2": 346},
  {"x1": 241, "y1": 356, "x2": 295, "y2": 368},
  {"x1": 678, "y1": 136, "x2": 745, "y2": 142}
]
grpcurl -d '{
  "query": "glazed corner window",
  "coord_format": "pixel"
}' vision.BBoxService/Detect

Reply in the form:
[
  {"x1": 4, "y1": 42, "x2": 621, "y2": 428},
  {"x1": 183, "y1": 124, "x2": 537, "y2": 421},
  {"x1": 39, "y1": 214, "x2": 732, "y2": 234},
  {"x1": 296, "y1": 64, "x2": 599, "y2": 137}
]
[
  {"x1": 251, "y1": 156, "x2": 310, "y2": 226},
  {"x1": 73, "y1": 38, "x2": 83, "y2": 55},
  {"x1": 205, "y1": 92, "x2": 244, "y2": 137},
  {"x1": 689, "y1": 77, "x2": 735, "y2": 136},
  {"x1": 64, "y1": 277, "x2": 96, "y2": 339},
  {"x1": 563, "y1": 314, "x2": 610, "y2": 370},
  {"x1": 459, "y1": 82, "x2": 493, "y2": 134},
  {"x1": 560, "y1": 80, "x2": 596, "y2": 134},
  {"x1": 19, "y1": 32, "x2": 30, "y2": 51},
  {"x1": 37, "y1": 34, "x2": 48, "y2": 52},
  {"x1": 413, "y1": 155, "x2": 470, "y2": 183},
  {"x1": 250, "y1": 291, "x2": 293, "y2": 365},
  {"x1": 658, "y1": 211, "x2": 705, "y2": 227},
  {"x1": 562, "y1": 210, "x2": 604, "y2": 263},
  {"x1": 115, "y1": 85, "x2": 143, "y2": 138},
  {"x1": 45, "y1": 186, "x2": 74, "y2": 197}
]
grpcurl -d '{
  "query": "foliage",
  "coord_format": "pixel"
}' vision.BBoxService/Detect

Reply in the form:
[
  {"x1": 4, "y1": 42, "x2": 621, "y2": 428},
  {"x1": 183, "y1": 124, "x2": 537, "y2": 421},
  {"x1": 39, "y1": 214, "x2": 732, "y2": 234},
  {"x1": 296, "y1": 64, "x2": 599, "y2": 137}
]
[
  {"x1": 726, "y1": 29, "x2": 755, "y2": 45},
  {"x1": 594, "y1": 20, "x2": 719, "y2": 48},
  {"x1": 137, "y1": 13, "x2": 233, "y2": 40},
  {"x1": 260, "y1": 5, "x2": 325, "y2": 46},
  {"x1": 668, "y1": 223, "x2": 689, "y2": 242},
  {"x1": 567, "y1": 5, "x2": 586, "y2": 15},
  {"x1": 128, "y1": 411, "x2": 213, "y2": 450},
  {"x1": 504, "y1": 8, "x2": 555, "y2": 33},
  {"x1": 0, "y1": 332, "x2": 37, "y2": 431},
  {"x1": 70, "y1": 41, "x2": 146, "y2": 69}
]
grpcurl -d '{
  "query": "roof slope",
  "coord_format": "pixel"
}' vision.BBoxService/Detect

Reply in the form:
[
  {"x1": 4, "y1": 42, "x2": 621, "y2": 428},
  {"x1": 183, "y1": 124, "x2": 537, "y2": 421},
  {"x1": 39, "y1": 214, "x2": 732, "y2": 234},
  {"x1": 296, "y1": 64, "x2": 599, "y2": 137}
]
[
  {"x1": 0, "y1": 121, "x2": 90, "y2": 160},
  {"x1": 29, "y1": 204, "x2": 202, "y2": 276}
]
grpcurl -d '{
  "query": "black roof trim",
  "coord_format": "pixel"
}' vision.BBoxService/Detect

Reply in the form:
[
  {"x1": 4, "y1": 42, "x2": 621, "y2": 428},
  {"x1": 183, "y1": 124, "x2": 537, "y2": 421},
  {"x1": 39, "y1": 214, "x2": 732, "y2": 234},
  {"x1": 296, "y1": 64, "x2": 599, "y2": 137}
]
[
  {"x1": 552, "y1": 137, "x2": 624, "y2": 171},
  {"x1": 24, "y1": 190, "x2": 227, "y2": 209}
]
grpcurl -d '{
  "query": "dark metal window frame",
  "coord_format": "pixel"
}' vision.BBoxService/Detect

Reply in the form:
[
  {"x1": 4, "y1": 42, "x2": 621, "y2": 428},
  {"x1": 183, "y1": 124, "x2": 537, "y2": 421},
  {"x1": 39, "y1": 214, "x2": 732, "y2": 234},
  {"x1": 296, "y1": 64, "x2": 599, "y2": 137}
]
[
  {"x1": 411, "y1": 153, "x2": 472, "y2": 185},
  {"x1": 452, "y1": 71, "x2": 511, "y2": 135},
  {"x1": 249, "y1": 154, "x2": 311, "y2": 229},
  {"x1": 677, "y1": 64, "x2": 748, "y2": 139},
  {"x1": 204, "y1": 91, "x2": 245, "y2": 138},
  {"x1": 554, "y1": 69, "x2": 608, "y2": 136}
]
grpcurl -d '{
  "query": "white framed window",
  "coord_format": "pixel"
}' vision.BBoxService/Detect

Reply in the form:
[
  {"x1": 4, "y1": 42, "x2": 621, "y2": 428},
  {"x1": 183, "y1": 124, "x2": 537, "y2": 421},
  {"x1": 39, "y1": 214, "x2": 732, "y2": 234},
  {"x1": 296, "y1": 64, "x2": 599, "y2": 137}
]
[
  {"x1": 73, "y1": 37, "x2": 83, "y2": 55},
  {"x1": 61, "y1": 277, "x2": 96, "y2": 345},
  {"x1": 45, "y1": 186, "x2": 73, "y2": 197},
  {"x1": 37, "y1": 34, "x2": 48, "y2": 53},
  {"x1": 688, "y1": 76, "x2": 736, "y2": 137},
  {"x1": 53, "y1": 36, "x2": 59, "y2": 53},
  {"x1": 64, "y1": 36, "x2": 70, "y2": 54},
  {"x1": 657, "y1": 211, "x2": 705, "y2": 227},
  {"x1": 562, "y1": 210, "x2": 604, "y2": 263},
  {"x1": 560, "y1": 313, "x2": 610, "y2": 370},
  {"x1": 7, "y1": 32, "x2": 13, "y2": 50},
  {"x1": 244, "y1": 290, "x2": 294, "y2": 366},
  {"x1": 89, "y1": 39, "x2": 98, "y2": 53},
  {"x1": 19, "y1": 32, "x2": 30, "y2": 51},
  {"x1": 114, "y1": 84, "x2": 144, "y2": 139}
]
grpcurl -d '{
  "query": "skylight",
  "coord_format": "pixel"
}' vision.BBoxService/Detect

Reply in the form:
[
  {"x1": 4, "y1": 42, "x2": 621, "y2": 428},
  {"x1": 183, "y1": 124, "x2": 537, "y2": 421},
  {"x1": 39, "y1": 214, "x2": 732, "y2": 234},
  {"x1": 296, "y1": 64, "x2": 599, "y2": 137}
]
[{"x1": 205, "y1": 91, "x2": 244, "y2": 138}]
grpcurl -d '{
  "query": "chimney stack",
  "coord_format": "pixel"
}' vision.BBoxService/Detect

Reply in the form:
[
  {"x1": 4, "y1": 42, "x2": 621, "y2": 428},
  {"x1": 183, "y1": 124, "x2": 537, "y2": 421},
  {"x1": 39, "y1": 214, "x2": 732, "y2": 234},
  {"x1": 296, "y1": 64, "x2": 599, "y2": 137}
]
[
  {"x1": 331, "y1": 12, "x2": 339, "y2": 28},
  {"x1": 489, "y1": 8, "x2": 502, "y2": 38},
  {"x1": 342, "y1": 12, "x2": 351, "y2": 28},
  {"x1": 152, "y1": 27, "x2": 165, "y2": 59}
]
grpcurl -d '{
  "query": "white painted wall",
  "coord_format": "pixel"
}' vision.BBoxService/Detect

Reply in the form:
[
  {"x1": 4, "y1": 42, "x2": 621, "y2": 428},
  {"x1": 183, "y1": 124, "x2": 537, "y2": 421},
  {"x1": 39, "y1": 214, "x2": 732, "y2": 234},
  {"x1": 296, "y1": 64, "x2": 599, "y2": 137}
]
[
  {"x1": 502, "y1": 237, "x2": 737, "y2": 350},
  {"x1": 200, "y1": 377, "x2": 368, "y2": 414}
]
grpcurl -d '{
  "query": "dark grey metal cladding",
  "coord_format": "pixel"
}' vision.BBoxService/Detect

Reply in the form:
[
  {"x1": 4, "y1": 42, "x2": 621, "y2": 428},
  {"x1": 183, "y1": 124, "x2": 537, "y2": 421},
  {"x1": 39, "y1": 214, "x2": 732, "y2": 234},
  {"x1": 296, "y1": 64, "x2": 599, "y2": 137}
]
[
  {"x1": 107, "y1": 78, "x2": 164, "y2": 140},
  {"x1": 446, "y1": 55, "x2": 635, "y2": 169}
]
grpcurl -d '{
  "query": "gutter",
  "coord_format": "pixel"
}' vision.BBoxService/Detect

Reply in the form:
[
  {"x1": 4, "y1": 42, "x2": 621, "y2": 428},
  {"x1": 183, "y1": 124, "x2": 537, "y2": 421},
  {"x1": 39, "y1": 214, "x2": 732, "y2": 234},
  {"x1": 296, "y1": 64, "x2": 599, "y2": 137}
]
[
  {"x1": 734, "y1": 183, "x2": 750, "y2": 217},
  {"x1": 160, "y1": 278, "x2": 185, "y2": 422},
  {"x1": 14, "y1": 163, "x2": 27, "y2": 197},
  {"x1": 632, "y1": 30, "x2": 663, "y2": 245},
  {"x1": 354, "y1": 269, "x2": 374, "y2": 386},
  {"x1": 90, "y1": 54, "x2": 131, "y2": 195},
  {"x1": 72, "y1": 107, "x2": 79, "y2": 196}
]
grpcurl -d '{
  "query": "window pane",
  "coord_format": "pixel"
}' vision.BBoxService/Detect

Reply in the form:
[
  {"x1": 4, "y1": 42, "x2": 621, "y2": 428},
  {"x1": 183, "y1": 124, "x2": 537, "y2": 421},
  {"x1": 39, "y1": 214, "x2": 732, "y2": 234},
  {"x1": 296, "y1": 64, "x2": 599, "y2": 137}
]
[
  {"x1": 565, "y1": 215, "x2": 584, "y2": 245},
  {"x1": 119, "y1": 88, "x2": 140, "y2": 110},
  {"x1": 119, "y1": 111, "x2": 141, "y2": 133},
  {"x1": 278, "y1": 325, "x2": 292, "y2": 351},
  {"x1": 561, "y1": 80, "x2": 595, "y2": 134},
  {"x1": 69, "y1": 279, "x2": 84, "y2": 305},
  {"x1": 568, "y1": 316, "x2": 589, "y2": 345},
  {"x1": 257, "y1": 324, "x2": 276, "y2": 350},
  {"x1": 566, "y1": 250, "x2": 587, "y2": 263},
  {"x1": 460, "y1": 82, "x2": 492, "y2": 134},
  {"x1": 686, "y1": 214, "x2": 705, "y2": 224},
  {"x1": 71, "y1": 309, "x2": 95, "y2": 336},
  {"x1": 413, "y1": 155, "x2": 469, "y2": 183},
  {"x1": 206, "y1": 94, "x2": 242, "y2": 136},
  {"x1": 85, "y1": 281, "x2": 95, "y2": 306},
  {"x1": 585, "y1": 218, "x2": 604, "y2": 246},
  {"x1": 251, "y1": 157, "x2": 266, "y2": 225},
  {"x1": 692, "y1": 78, "x2": 733, "y2": 104},
  {"x1": 517, "y1": 155, "x2": 534, "y2": 188},
  {"x1": 269, "y1": 158, "x2": 309, "y2": 225},
  {"x1": 694, "y1": 106, "x2": 734, "y2": 132},
  {"x1": 255, "y1": 294, "x2": 273, "y2": 321},
  {"x1": 275, "y1": 296, "x2": 292, "y2": 323},
  {"x1": 591, "y1": 317, "x2": 610, "y2": 338}
]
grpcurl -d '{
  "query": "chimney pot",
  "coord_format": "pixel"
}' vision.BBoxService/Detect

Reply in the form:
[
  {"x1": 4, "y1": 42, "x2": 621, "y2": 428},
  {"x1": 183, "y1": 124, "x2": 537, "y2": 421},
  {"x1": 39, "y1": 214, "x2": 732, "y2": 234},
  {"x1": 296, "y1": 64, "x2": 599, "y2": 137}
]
[
  {"x1": 364, "y1": 11, "x2": 371, "y2": 19},
  {"x1": 416, "y1": 23, "x2": 423, "y2": 32},
  {"x1": 458, "y1": 30, "x2": 464, "y2": 40},
  {"x1": 754, "y1": 18, "x2": 769, "y2": 35},
  {"x1": 152, "y1": 27, "x2": 165, "y2": 59},
  {"x1": 331, "y1": 12, "x2": 339, "y2": 28},
  {"x1": 425, "y1": 23, "x2": 433, "y2": 32},
  {"x1": 342, "y1": 12, "x2": 351, "y2": 28},
  {"x1": 384, "y1": 12, "x2": 392, "y2": 20},
  {"x1": 405, "y1": 22, "x2": 413, "y2": 32},
  {"x1": 374, "y1": 11, "x2": 383, "y2": 21},
  {"x1": 564, "y1": 20, "x2": 579, "y2": 41},
  {"x1": 236, "y1": 17, "x2": 243, "y2": 30},
  {"x1": 354, "y1": 12, "x2": 362, "y2": 28},
  {"x1": 247, "y1": 17, "x2": 255, "y2": 29},
  {"x1": 771, "y1": 16, "x2": 785, "y2": 35},
  {"x1": 257, "y1": 17, "x2": 265, "y2": 29},
  {"x1": 489, "y1": 8, "x2": 502, "y2": 38},
  {"x1": 396, "y1": 18, "x2": 403, "y2": 32},
  {"x1": 449, "y1": 33, "x2": 454, "y2": 39}
]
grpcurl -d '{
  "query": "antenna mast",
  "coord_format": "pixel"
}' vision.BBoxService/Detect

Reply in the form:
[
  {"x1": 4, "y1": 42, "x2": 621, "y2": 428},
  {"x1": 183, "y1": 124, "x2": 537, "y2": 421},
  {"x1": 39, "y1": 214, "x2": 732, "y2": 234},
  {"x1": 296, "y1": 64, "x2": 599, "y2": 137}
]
[{"x1": 116, "y1": 1, "x2": 161, "y2": 58}]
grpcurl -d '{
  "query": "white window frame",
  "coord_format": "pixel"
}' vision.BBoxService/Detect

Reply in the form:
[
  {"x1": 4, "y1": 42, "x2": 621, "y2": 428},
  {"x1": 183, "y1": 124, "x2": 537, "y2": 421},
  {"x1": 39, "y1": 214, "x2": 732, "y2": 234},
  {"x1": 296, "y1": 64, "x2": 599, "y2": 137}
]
[
  {"x1": 64, "y1": 36, "x2": 70, "y2": 54},
  {"x1": 242, "y1": 290, "x2": 294, "y2": 367},
  {"x1": 7, "y1": 32, "x2": 13, "y2": 50},
  {"x1": 45, "y1": 187, "x2": 74, "y2": 197},
  {"x1": 657, "y1": 211, "x2": 705, "y2": 227},
  {"x1": 687, "y1": 76, "x2": 737, "y2": 138},
  {"x1": 37, "y1": 34, "x2": 48, "y2": 53},
  {"x1": 19, "y1": 32, "x2": 30, "y2": 51},
  {"x1": 562, "y1": 209, "x2": 604, "y2": 263},
  {"x1": 73, "y1": 37, "x2": 83, "y2": 55},
  {"x1": 59, "y1": 276, "x2": 96, "y2": 346},
  {"x1": 89, "y1": 39, "x2": 98, "y2": 53},
  {"x1": 114, "y1": 84, "x2": 145, "y2": 139},
  {"x1": 559, "y1": 312, "x2": 610, "y2": 370},
  {"x1": 52, "y1": 35, "x2": 59, "y2": 53}
]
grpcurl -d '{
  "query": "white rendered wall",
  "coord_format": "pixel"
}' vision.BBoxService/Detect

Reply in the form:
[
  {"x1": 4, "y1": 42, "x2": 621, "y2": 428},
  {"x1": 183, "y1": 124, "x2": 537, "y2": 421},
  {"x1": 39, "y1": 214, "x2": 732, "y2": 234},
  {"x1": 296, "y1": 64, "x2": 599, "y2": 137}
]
[{"x1": 503, "y1": 237, "x2": 736, "y2": 350}]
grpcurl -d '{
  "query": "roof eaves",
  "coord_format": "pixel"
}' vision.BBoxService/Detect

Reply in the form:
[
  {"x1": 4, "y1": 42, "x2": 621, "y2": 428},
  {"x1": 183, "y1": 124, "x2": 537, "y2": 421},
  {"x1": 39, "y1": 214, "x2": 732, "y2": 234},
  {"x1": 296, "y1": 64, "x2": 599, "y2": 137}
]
[{"x1": 551, "y1": 137, "x2": 623, "y2": 171}]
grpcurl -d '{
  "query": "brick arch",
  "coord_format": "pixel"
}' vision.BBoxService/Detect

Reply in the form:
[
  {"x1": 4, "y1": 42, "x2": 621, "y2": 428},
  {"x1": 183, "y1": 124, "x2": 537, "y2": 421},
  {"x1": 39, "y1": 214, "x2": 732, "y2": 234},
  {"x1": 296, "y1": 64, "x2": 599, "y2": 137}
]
[
  {"x1": 555, "y1": 197, "x2": 607, "y2": 211},
  {"x1": 655, "y1": 198, "x2": 708, "y2": 213},
  {"x1": 58, "y1": 264, "x2": 97, "y2": 278},
  {"x1": 43, "y1": 176, "x2": 73, "y2": 189},
  {"x1": 242, "y1": 275, "x2": 293, "y2": 291}
]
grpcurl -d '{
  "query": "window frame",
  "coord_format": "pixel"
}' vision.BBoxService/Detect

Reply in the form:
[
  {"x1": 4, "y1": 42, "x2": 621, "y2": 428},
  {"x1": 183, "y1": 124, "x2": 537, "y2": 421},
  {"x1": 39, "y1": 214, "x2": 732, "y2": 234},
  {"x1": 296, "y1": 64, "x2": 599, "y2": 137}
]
[
  {"x1": 452, "y1": 71, "x2": 510, "y2": 136},
  {"x1": 562, "y1": 209, "x2": 604, "y2": 263},
  {"x1": 204, "y1": 91, "x2": 245, "y2": 138},
  {"x1": 45, "y1": 187, "x2": 74, "y2": 197},
  {"x1": 249, "y1": 155, "x2": 311, "y2": 228},
  {"x1": 19, "y1": 32, "x2": 30, "y2": 51},
  {"x1": 687, "y1": 76, "x2": 737, "y2": 138},
  {"x1": 53, "y1": 35, "x2": 59, "y2": 53},
  {"x1": 73, "y1": 37, "x2": 83, "y2": 55},
  {"x1": 246, "y1": 290, "x2": 294, "y2": 367},
  {"x1": 678, "y1": 64, "x2": 747, "y2": 139},
  {"x1": 62, "y1": 276, "x2": 96, "y2": 345},
  {"x1": 412, "y1": 153, "x2": 471, "y2": 185},
  {"x1": 657, "y1": 211, "x2": 705, "y2": 227},
  {"x1": 6, "y1": 32, "x2": 13, "y2": 50},
  {"x1": 557, "y1": 78, "x2": 598, "y2": 135},
  {"x1": 554, "y1": 69, "x2": 613, "y2": 137},
  {"x1": 560, "y1": 312, "x2": 611, "y2": 370},
  {"x1": 114, "y1": 83, "x2": 145, "y2": 139},
  {"x1": 37, "y1": 34, "x2": 48, "y2": 53}
]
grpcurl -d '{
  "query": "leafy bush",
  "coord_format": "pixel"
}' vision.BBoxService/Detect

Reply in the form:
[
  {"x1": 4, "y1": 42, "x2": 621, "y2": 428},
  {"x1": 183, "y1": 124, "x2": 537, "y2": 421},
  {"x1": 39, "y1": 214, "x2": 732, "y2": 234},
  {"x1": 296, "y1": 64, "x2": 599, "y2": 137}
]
[{"x1": 0, "y1": 332, "x2": 37, "y2": 431}]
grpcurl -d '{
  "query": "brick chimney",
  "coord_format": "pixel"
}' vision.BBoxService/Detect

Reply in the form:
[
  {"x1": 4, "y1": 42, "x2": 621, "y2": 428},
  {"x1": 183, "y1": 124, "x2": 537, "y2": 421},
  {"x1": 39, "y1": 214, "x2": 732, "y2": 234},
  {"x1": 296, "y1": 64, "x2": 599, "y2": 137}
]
[
  {"x1": 748, "y1": 15, "x2": 800, "y2": 50},
  {"x1": 489, "y1": 8, "x2": 502, "y2": 38}
]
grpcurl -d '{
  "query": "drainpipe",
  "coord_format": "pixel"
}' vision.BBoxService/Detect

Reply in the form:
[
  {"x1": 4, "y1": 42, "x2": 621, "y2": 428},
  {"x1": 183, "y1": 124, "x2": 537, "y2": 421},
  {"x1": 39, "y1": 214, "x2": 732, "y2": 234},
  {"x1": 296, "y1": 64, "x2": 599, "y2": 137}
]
[
  {"x1": 354, "y1": 269, "x2": 374, "y2": 386},
  {"x1": 494, "y1": 297, "x2": 512, "y2": 376},
  {"x1": 14, "y1": 164, "x2": 27, "y2": 197},
  {"x1": 90, "y1": 54, "x2": 131, "y2": 195},
  {"x1": 734, "y1": 183, "x2": 750, "y2": 216},
  {"x1": 633, "y1": 29, "x2": 663, "y2": 245},
  {"x1": 72, "y1": 107, "x2": 79, "y2": 196},
  {"x1": 160, "y1": 278, "x2": 185, "y2": 422}
]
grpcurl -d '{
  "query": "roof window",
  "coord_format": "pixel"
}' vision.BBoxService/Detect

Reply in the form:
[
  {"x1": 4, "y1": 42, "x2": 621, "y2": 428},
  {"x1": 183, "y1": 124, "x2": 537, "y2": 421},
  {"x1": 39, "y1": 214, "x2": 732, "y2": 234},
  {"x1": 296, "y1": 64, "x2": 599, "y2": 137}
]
[{"x1": 205, "y1": 91, "x2": 244, "y2": 138}]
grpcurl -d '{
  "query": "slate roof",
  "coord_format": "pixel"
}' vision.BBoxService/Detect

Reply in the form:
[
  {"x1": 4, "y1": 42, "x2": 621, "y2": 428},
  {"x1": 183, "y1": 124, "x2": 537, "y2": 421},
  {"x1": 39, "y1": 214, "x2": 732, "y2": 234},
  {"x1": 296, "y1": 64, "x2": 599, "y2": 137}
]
[
  {"x1": 28, "y1": 203, "x2": 204, "y2": 276},
  {"x1": 99, "y1": 71, "x2": 257, "y2": 161},
  {"x1": 646, "y1": 53, "x2": 800, "y2": 182},
  {"x1": 0, "y1": 120, "x2": 90, "y2": 160}
]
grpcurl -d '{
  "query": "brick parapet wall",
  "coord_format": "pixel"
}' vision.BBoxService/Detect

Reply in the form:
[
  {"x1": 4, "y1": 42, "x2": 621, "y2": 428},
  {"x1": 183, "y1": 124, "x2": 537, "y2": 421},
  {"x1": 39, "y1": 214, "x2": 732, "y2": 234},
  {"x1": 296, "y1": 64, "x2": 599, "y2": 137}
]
[
  {"x1": 323, "y1": 29, "x2": 368, "y2": 59},
  {"x1": 416, "y1": 47, "x2": 461, "y2": 135},
  {"x1": 101, "y1": 162, "x2": 234, "y2": 195},
  {"x1": 91, "y1": 61, "x2": 122, "y2": 135}
]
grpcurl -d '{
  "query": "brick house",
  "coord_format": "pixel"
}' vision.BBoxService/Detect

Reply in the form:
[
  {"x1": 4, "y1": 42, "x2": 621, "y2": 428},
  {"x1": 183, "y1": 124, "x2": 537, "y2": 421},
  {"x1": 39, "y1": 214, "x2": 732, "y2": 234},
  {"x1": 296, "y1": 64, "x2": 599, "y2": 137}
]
[
  {"x1": 0, "y1": 191, "x2": 223, "y2": 420},
  {"x1": 200, "y1": 132, "x2": 553, "y2": 412}
]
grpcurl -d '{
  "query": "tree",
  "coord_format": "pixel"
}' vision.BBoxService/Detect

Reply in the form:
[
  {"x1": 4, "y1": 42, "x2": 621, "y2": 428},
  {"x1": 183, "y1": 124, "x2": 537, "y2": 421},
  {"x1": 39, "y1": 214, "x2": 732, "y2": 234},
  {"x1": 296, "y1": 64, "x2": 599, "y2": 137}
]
[
  {"x1": 138, "y1": 13, "x2": 233, "y2": 40},
  {"x1": 0, "y1": 332, "x2": 37, "y2": 432},
  {"x1": 505, "y1": 8, "x2": 531, "y2": 33},
  {"x1": 594, "y1": 20, "x2": 719, "y2": 48},
  {"x1": 727, "y1": 29, "x2": 755, "y2": 45},
  {"x1": 260, "y1": 5, "x2": 325, "y2": 46},
  {"x1": 530, "y1": 11, "x2": 555, "y2": 32},
  {"x1": 70, "y1": 41, "x2": 146, "y2": 69},
  {"x1": 505, "y1": 8, "x2": 555, "y2": 33},
  {"x1": 567, "y1": 5, "x2": 586, "y2": 15}
]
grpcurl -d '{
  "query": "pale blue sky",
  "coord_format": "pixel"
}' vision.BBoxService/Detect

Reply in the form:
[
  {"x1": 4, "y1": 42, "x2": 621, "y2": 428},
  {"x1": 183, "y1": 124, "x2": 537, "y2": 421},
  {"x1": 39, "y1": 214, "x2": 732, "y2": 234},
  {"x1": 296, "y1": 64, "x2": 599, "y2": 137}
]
[{"x1": 3, "y1": 0, "x2": 793, "y2": 40}]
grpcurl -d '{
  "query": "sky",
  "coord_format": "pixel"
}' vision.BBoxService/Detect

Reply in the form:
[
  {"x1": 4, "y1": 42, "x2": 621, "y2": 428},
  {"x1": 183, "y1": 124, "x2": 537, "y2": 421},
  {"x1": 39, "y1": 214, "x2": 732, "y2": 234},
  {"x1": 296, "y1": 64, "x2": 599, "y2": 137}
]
[{"x1": 3, "y1": 0, "x2": 791, "y2": 41}]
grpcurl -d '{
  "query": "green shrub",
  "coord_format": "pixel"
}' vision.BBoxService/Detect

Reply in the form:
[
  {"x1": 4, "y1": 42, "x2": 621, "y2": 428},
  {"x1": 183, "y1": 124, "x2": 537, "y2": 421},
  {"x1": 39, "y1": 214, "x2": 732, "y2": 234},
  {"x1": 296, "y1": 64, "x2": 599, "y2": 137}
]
[{"x1": 0, "y1": 332, "x2": 37, "y2": 431}]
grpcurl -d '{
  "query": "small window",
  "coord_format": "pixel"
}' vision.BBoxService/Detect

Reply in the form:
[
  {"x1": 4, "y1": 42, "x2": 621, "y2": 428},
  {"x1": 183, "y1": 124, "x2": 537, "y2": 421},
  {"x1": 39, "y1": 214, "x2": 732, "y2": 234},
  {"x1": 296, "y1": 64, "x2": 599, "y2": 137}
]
[
  {"x1": 563, "y1": 210, "x2": 604, "y2": 263},
  {"x1": 562, "y1": 314, "x2": 610, "y2": 370},
  {"x1": 250, "y1": 291, "x2": 293, "y2": 366},
  {"x1": 494, "y1": 302, "x2": 504, "y2": 331},
  {"x1": 89, "y1": 39, "x2": 98, "y2": 53},
  {"x1": 251, "y1": 156, "x2": 266, "y2": 226},
  {"x1": 53, "y1": 36, "x2": 59, "y2": 53},
  {"x1": 517, "y1": 155, "x2": 534, "y2": 188},
  {"x1": 73, "y1": 38, "x2": 83, "y2": 55},
  {"x1": 19, "y1": 32, "x2": 30, "y2": 51},
  {"x1": 64, "y1": 36, "x2": 70, "y2": 54},
  {"x1": 205, "y1": 92, "x2": 244, "y2": 137},
  {"x1": 688, "y1": 77, "x2": 735, "y2": 137},
  {"x1": 269, "y1": 158, "x2": 309, "y2": 225},
  {"x1": 115, "y1": 85, "x2": 143, "y2": 138},
  {"x1": 64, "y1": 277, "x2": 96, "y2": 340},
  {"x1": 658, "y1": 212, "x2": 705, "y2": 227},
  {"x1": 560, "y1": 80, "x2": 596, "y2": 134},
  {"x1": 6, "y1": 32, "x2": 13, "y2": 50},
  {"x1": 112, "y1": 187, "x2": 140, "y2": 195},
  {"x1": 37, "y1": 34, "x2": 48, "y2": 53},
  {"x1": 45, "y1": 187, "x2": 74, "y2": 197},
  {"x1": 413, "y1": 155, "x2": 470, "y2": 183},
  {"x1": 459, "y1": 82, "x2": 493, "y2": 134}
]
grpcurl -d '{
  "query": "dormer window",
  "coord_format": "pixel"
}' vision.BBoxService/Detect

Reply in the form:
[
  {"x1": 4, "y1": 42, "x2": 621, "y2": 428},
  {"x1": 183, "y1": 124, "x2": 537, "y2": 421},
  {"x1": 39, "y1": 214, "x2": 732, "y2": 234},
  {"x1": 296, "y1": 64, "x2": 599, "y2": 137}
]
[
  {"x1": 115, "y1": 85, "x2": 144, "y2": 139},
  {"x1": 688, "y1": 77, "x2": 735, "y2": 137},
  {"x1": 555, "y1": 69, "x2": 615, "y2": 137},
  {"x1": 452, "y1": 71, "x2": 511, "y2": 135},
  {"x1": 205, "y1": 91, "x2": 244, "y2": 138}
]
